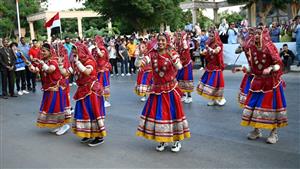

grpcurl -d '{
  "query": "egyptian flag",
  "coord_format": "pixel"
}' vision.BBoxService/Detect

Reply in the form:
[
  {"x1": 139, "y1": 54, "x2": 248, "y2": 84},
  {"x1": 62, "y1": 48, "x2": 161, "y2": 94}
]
[{"x1": 44, "y1": 12, "x2": 61, "y2": 36}]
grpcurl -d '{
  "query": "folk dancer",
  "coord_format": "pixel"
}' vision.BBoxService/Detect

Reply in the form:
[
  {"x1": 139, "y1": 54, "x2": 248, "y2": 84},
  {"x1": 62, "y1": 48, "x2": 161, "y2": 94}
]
[
  {"x1": 240, "y1": 28, "x2": 287, "y2": 144},
  {"x1": 93, "y1": 35, "x2": 112, "y2": 107},
  {"x1": 135, "y1": 33, "x2": 190, "y2": 152},
  {"x1": 134, "y1": 40, "x2": 153, "y2": 102},
  {"x1": 196, "y1": 30, "x2": 226, "y2": 106},
  {"x1": 58, "y1": 42, "x2": 106, "y2": 146},
  {"x1": 232, "y1": 28, "x2": 255, "y2": 107},
  {"x1": 24, "y1": 43, "x2": 70, "y2": 135},
  {"x1": 175, "y1": 32, "x2": 194, "y2": 104}
]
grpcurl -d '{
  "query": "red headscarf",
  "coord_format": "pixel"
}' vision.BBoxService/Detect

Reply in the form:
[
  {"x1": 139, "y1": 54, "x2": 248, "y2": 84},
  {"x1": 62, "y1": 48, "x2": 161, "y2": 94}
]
[
  {"x1": 206, "y1": 30, "x2": 225, "y2": 70},
  {"x1": 74, "y1": 42, "x2": 95, "y2": 63},
  {"x1": 38, "y1": 43, "x2": 58, "y2": 61},
  {"x1": 58, "y1": 43, "x2": 70, "y2": 68},
  {"x1": 94, "y1": 35, "x2": 109, "y2": 58}
]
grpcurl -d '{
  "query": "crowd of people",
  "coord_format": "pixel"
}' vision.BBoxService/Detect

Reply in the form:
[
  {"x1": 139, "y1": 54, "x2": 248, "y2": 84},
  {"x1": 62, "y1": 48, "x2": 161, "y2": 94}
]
[{"x1": 0, "y1": 15, "x2": 299, "y2": 152}]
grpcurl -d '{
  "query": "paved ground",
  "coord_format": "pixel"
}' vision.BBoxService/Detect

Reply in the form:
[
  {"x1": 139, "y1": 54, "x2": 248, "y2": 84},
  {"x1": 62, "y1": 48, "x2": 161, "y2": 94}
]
[{"x1": 1, "y1": 70, "x2": 299, "y2": 169}]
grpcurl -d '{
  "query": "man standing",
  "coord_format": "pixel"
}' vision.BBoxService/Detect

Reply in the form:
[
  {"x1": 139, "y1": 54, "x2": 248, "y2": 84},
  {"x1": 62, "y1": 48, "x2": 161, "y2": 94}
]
[
  {"x1": 119, "y1": 38, "x2": 130, "y2": 76},
  {"x1": 294, "y1": 16, "x2": 300, "y2": 67},
  {"x1": 0, "y1": 38, "x2": 17, "y2": 98},
  {"x1": 270, "y1": 22, "x2": 280, "y2": 43},
  {"x1": 63, "y1": 36, "x2": 75, "y2": 86},
  {"x1": 28, "y1": 39, "x2": 40, "y2": 92},
  {"x1": 19, "y1": 37, "x2": 31, "y2": 91},
  {"x1": 127, "y1": 38, "x2": 137, "y2": 74},
  {"x1": 227, "y1": 22, "x2": 239, "y2": 44}
]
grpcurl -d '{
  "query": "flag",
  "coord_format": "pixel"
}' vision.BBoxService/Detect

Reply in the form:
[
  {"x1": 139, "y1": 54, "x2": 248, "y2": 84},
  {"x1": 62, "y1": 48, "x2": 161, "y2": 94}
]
[{"x1": 44, "y1": 12, "x2": 61, "y2": 36}]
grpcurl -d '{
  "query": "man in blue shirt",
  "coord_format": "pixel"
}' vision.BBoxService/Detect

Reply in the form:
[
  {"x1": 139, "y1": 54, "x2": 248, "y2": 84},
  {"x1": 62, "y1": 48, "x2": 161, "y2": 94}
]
[
  {"x1": 270, "y1": 22, "x2": 280, "y2": 43},
  {"x1": 18, "y1": 37, "x2": 32, "y2": 91},
  {"x1": 198, "y1": 30, "x2": 208, "y2": 69},
  {"x1": 63, "y1": 36, "x2": 75, "y2": 85},
  {"x1": 294, "y1": 16, "x2": 300, "y2": 67}
]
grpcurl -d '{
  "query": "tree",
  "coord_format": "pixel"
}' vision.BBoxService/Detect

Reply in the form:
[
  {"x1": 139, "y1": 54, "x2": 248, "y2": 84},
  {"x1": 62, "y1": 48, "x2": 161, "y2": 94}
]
[
  {"x1": 228, "y1": 0, "x2": 300, "y2": 25},
  {"x1": 218, "y1": 10, "x2": 245, "y2": 25},
  {"x1": 0, "y1": 0, "x2": 41, "y2": 38},
  {"x1": 84, "y1": 0, "x2": 185, "y2": 33},
  {"x1": 180, "y1": 9, "x2": 213, "y2": 30}
]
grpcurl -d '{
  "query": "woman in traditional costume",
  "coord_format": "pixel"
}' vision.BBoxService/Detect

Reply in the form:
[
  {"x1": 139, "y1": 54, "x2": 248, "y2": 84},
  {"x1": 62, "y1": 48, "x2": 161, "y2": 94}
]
[
  {"x1": 58, "y1": 42, "x2": 106, "y2": 146},
  {"x1": 197, "y1": 30, "x2": 226, "y2": 106},
  {"x1": 176, "y1": 32, "x2": 194, "y2": 104},
  {"x1": 240, "y1": 28, "x2": 287, "y2": 144},
  {"x1": 25, "y1": 43, "x2": 70, "y2": 135},
  {"x1": 135, "y1": 33, "x2": 190, "y2": 152},
  {"x1": 92, "y1": 35, "x2": 112, "y2": 108}
]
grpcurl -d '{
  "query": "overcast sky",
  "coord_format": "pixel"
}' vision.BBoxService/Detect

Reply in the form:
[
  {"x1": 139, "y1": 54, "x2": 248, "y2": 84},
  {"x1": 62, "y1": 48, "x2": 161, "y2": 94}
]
[{"x1": 47, "y1": 0, "x2": 243, "y2": 20}]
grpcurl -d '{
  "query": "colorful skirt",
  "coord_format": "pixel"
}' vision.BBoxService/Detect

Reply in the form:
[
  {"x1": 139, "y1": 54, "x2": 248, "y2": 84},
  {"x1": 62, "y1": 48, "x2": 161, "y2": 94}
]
[
  {"x1": 72, "y1": 93, "x2": 106, "y2": 138},
  {"x1": 135, "y1": 70, "x2": 153, "y2": 96},
  {"x1": 241, "y1": 81, "x2": 288, "y2": 130},
  {"x1": 176, "y1": 62, "x2": 194, "y2": 92},
  {"x1": 238, "y1": 74, "x2": 254, "y2": 107},
  {"x1": 97, "y1": 71, "x2": 110, "y2": 98},
  {"x1": 197, "y1": 70, "x2": 224, "y2": 100},
  {"x1": 136, "y1": 87, "x2": 191, "y2": 142},
  {"x1": 37, "y1": 88, "x2": 70, "y2": 128}
]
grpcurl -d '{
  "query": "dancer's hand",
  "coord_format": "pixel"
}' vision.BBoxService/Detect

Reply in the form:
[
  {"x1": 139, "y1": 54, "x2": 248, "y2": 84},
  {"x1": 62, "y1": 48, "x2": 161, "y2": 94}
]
[{"x1": 263, "y1": 67, "x2": 272, "y2": 75}]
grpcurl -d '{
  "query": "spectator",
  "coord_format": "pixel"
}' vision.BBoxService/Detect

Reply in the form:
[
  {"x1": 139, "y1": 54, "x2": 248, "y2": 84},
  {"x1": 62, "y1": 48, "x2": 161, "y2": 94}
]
[
  {"x1": 64, "y1": 36, "x2": 75, "y2": 86},
  {"x1": 10, "y1": 42, "x2": 29, "y2": 95},
  {"x1": 28, "y1": 39, "x2": 40, "y2": 92},
  {"x1": 18, "y1": 37, "x2": 32, "y2": 91},
  {"x1": 227, "y1": 22, "x2": 239, "y2": 44},
  {"x1": 199, "y1": 30, "x2": 208, "y2": 69},
  {"x1": 0, "y1": 38, "x2": 17, "y2": 98},
  {"x1": 269, "y1": 22, "x2": 281, "y2": 43},
  {"x1": 118, "y1": 38, "x2": 130, "y2": 76},
  {"x1": 294, "y1": 16, "x2": 300, "y2": 67},
  {"x1": 127, "y1": 38, "x2": 137, "y2": 74},
  {"x1": 290, "y1": 18, "x2": 297, "y2": 42},
  {"x1": 108, "y1": 40, "x2": 118, "y2": 76},
  {"x1": 280, "y1": 44, "x2": 295, "y2": 72},
  {"x1": 188, "y1": 33, "x2": 196, "y2": 63},
  {"x1": 218, "y1": 18, "x2": 229, "y2": 44}
]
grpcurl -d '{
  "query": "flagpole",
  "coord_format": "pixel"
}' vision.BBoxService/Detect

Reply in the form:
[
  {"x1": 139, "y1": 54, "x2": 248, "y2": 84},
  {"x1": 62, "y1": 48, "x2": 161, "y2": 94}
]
[{"x1": 16, "y1": 0, "x2": 21, "y2": 40}]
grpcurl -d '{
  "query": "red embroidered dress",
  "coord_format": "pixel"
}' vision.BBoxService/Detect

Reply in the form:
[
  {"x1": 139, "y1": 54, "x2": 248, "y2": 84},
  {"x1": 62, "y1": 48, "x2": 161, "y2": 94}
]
[
  {"x1": 197, "y1": 31, "x2": 225, "y2": 100},
  {"x1": 71, "y1": 42, "x2": 106, "y2": 138},
  {"x1": 93, "y1": 35, "x2": 111, "y2": 98},
  {"x1": 240, "y1": 29, "x2": 287, "y2": 130},
  {"x1": 36, "y1": 48, "x2": 69, "y2": 128},
  {"x1": 136, "y1": 49, "x2": 191, "y2": 142},
  {"x1": 176, "y1": 32, "x2": 194, "y2": 92}
]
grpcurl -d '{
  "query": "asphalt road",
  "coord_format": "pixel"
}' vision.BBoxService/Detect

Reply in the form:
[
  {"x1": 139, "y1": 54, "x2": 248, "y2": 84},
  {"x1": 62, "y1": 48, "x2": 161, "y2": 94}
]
[{"x1": 1, "y1": 70, "x2": 299, "y2": 169}]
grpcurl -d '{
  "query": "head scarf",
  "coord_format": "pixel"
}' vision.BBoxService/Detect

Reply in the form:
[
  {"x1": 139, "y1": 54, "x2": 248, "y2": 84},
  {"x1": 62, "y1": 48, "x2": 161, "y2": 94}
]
[
  {"x1": 74, "y1": 42, "x2": 95, "y2": 63},
  {"x1": 206, "y1": 30, "x2": 223, "y2": 48},
  {"x1": 58, "y1": 43, "x2": 70, "y2": 68},
  {"x1": 157, "y1": 32, "x2": 171, "y2": 50},
  {"x1": 39, "y1": 43, "x2": 58, "y2": 60}
]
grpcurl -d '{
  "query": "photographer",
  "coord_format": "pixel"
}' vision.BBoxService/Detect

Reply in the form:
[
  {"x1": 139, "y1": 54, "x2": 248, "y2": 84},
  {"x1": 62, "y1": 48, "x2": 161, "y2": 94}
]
[
  {"x1": 280, "y1": 44, "x2": 295, "y2": 72},
  {"x1": 270, "y1": 22, "x2": 280, "y2": 43}
]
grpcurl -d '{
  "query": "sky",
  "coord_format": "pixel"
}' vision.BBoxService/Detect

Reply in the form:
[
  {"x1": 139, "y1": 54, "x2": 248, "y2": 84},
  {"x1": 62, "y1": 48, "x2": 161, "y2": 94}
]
[{"x1": 47, "y1": 0, "x2": 243, "y2": 20}]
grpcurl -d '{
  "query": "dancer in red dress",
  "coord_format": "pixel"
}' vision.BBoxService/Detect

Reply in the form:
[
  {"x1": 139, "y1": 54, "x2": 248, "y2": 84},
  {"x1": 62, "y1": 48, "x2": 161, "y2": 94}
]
[
  {"x1": 92, "y1": 35, "x2": 112, "y2": 107},
  {"x1": 58, "y1": 42, "x2": 106, "y2": 146},
  {"x1": 134, "y1": 41, "x2": 153, "y2": 102},
  {"x1": 175, "y1": 32, "x2": 194, "y2": 104},
  {"x1": 232, "y1": 28, "x2": 255, "y2": 107},
  {"x1": 135, "y1": 33, "x2": 190, "y2": 152},
  {"x1": 25, "y1": 43, "x2": 70, "y2": 135},
  {"x1": 240, "y1": 28, "x2": 287, "y2": 144},
  {"x1": 197, "y1": 30, "x2": 226, "y2": 106}
]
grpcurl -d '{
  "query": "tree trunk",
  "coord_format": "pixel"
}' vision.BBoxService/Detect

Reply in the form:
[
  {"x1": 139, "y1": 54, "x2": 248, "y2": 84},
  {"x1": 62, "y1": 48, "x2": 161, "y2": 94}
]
[
  {"x1": 291, "y1": 1, "x2": 300, "y2": 19},
  {"x1": 258, "y1": 3, "x2": 273, "y2": 25}
]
